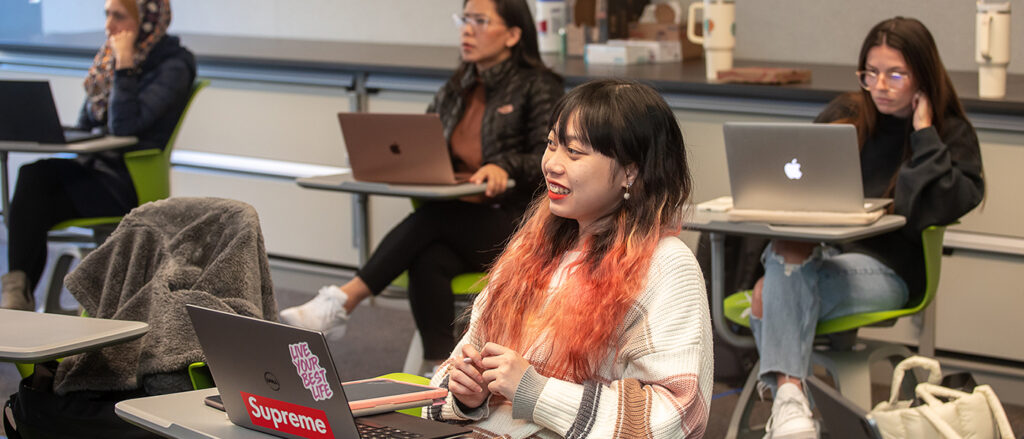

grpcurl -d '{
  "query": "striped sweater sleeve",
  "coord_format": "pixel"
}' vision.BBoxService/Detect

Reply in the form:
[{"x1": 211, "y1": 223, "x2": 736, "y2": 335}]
[
  {"x1": 424, "y1": 286, "x2": 493, "y2": 422},
  {"x1": 513, "y1": 239, "x2": 714, "y2": 438}
]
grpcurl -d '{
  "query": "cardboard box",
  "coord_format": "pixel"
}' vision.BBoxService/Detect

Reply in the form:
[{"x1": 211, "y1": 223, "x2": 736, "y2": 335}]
[
  {"x1": 628, "y1": 21, "x2": 703, "y2": 60},
  {"x1": 585, "y1": 43, "x2": 652, "y2": 65},
  {"x1": 608, "y1": 39, "x2": 681, "y2": 63}
]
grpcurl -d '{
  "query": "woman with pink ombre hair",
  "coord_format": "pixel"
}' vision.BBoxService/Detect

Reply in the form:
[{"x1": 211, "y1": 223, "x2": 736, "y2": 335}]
[{"x1": 425, "y1": 78, "x2": 713, "y2": 438}]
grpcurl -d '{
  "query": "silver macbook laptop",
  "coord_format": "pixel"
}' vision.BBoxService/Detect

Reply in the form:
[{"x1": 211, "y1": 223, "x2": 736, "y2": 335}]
[
  {"x1": 0, "y1": 80, "x2": 103, "y2": 144},
  {"x1": 723, "y1": 122, "x2": 891, "y2": 213},
  {"x1": 338, "y1": 113, "x2": 462, "y2": 185},
  {"x1": 806, "y1": 376, "x2": 883, "y2": 439},
  {"x1": 186, "y1": 305, "x2": 469, "y2": 439}
]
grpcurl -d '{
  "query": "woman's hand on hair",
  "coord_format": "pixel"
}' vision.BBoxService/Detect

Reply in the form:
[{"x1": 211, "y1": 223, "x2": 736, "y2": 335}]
[
  {"x1": 449, "y1": 344, "x2": 491, "y2": 409},
  {"x1": 479, "y1": 342, "x2": 530, "y2": 400},
  {"x1": 109, "y1": 30, "x2": 138, "y2": 70},
  {"x1": 469, "y1": 164, "x2": 509, "y2": 198},
  {"x1": 912, "y1": 91, "x2": 932, "y2": 131}
]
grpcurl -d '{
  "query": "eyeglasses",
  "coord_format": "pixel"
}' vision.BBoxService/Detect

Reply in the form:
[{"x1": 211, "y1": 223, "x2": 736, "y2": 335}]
[
  {"x1": 856, "y1": 70, "x2": 909, "y2": 90},
  {"x1": 452, "y1": 13, "x2": 495, "y2": 31}
]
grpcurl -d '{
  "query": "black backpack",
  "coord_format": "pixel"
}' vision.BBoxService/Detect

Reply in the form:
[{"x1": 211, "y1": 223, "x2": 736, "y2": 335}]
[{"x1": 3, "y1": 362, "x2": 160, "y2": 439}]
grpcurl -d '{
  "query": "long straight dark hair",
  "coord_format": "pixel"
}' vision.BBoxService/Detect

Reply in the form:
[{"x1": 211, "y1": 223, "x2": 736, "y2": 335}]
[
  {"x1": 838, "y1": 17, "x2": 968, "y2": 199},
  {"x1": 848, "y1": 17, "x2": 966, "y2": 144},
  {"x1": 447, "y1": 0, "x2": 554, "y2": 87},
  {"x1": 477, "y1": 79, "x2": 692, "y2": 382}
]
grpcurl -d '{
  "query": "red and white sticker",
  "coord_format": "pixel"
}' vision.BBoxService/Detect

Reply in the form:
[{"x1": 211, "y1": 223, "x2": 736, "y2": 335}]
[
  {"x1": 244, "y1": 392, "x2": 334, "y2": 439},
  {"x1": 289, "y1": 341, "x2": 334, "y2": 401}
]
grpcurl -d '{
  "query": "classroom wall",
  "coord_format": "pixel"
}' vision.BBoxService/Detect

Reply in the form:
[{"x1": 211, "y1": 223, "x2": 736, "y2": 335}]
[{"x1": 38, "y1": 0, "x2": 1024, "y2": 74}]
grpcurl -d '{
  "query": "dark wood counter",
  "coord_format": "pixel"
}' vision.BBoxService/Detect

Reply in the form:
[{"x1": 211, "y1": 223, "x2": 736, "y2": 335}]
[{"x1": 2, "y1": 32, "x2": 1022, "y2": 116}]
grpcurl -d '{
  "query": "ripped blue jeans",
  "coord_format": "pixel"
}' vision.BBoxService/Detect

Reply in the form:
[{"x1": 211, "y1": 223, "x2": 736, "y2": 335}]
[{"x1": 749, "y1": 243, "x2": 908, "y2": 396}]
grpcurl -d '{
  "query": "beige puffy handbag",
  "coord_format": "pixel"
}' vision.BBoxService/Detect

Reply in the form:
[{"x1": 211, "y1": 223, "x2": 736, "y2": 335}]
[{"x1": 868, "y1": 356, "x2": 1015, "y2": 439}]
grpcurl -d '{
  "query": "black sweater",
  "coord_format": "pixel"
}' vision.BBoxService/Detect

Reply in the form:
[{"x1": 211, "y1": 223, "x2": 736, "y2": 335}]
[{"x1": 816, "y1": 93, "x2": 985, "y2": 300}]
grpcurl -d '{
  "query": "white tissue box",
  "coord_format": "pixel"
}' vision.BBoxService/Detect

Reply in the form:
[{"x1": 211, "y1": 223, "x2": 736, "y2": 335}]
[
  {"x1": 608, "y1": 39, "x2": 682, "y2": 63},
  {"x1": 584, "y1": 43, "x2": 652, "y2": 65}
]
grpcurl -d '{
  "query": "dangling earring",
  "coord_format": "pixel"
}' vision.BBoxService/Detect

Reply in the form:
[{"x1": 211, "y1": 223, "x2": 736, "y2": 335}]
[{"x1": 623, "y1": 182, "x2": 632, "y2": 200}]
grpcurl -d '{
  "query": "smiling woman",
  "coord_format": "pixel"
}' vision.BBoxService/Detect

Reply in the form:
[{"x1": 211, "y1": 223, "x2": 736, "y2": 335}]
[{"x1": 425, "y1": 79, "x2": 713, "y2": 438}]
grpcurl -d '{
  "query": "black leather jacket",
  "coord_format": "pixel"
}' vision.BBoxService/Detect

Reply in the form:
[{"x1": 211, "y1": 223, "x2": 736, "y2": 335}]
[{"x1": 428, "y1": 59, "x2": 564, "y2": 216}]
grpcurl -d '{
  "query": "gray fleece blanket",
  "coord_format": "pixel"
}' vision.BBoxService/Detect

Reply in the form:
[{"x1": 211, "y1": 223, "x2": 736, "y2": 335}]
[{"x1": 54, "y1": 197, "x2": 278, "y2": 395}]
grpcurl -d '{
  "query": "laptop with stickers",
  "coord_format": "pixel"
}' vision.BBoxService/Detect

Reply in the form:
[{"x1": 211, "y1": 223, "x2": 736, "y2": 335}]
[{"x1": 186, "y1": 305, "x2": 469, "y2": 439}]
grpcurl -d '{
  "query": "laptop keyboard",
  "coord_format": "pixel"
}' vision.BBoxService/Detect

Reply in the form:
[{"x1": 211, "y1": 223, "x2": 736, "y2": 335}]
[{"x1": 356, "y1": 421, "x2": 423, "y2": 438}]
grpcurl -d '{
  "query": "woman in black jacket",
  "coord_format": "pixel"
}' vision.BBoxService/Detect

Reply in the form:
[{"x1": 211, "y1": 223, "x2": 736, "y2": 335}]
[
  {"x1": 749, "y1": 17, "x2": 984, "y2": 438},
  {"x1": 281, "y1": 0, "x2": 564, "y2": 367},
  {"x1": 0, "y1": 0, "x2": 196, "y2": 310}
]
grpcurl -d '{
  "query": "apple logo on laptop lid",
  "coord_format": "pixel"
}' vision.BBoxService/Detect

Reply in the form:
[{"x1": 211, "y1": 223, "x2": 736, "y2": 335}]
[{"x1": 784, "y1": 158, "x2": 802, "y2": 180}]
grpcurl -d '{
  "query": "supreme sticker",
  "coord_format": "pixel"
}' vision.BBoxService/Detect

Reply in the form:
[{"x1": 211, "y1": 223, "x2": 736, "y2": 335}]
[
  {"x1": 289, "y1": 341, "x2": 334, "y2": 401},
  {"x1": 243, "y1": 392, "x2": 334, "y2": 439}
]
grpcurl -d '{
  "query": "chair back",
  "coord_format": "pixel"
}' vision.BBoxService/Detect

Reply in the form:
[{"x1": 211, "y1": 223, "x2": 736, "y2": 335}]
[
  {"x1": 906, "y1": 225, "x2": 945, "y2": 313},
  {"x1": 125, "y1": 79, "x2": 209, "y2": 205}
]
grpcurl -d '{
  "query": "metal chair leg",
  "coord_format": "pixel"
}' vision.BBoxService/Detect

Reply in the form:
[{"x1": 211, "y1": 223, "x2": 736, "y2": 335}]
[
  {"x1": 810, "y1": 339, "x2": 915, "y2": 410},
  {"x1": 726, "y1": 360, "x2": 768, "y2": 439}
]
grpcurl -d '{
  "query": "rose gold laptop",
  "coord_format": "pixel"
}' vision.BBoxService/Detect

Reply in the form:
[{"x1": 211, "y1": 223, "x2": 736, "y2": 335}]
[{"x1": 338, "y1": 113, "x2": 461, "y2": 185}]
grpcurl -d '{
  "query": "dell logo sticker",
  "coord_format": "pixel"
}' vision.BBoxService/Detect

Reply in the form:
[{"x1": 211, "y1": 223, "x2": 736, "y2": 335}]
[{"x1": 784, "y1": 158, "x2": 803, "y2": 180}]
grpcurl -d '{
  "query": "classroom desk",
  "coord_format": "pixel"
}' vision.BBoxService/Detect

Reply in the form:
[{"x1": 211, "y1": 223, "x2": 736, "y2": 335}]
[
  {"x1": 0, "y1": 135, "x2": 136, "y2": 225},
  {"x1": 684, "y1": 209, "x2": 907, "y2": 349},
  {"x1": 296, "y1": 172, "x2": 509, "y2": 266},
  {"x1": 0, "y1": 308, "x2": 148, "y2": 362},
  {"x1": 116, "y1": 388, "x2": 473, "y2": 439},
  {"x1": 116, "y1": 388, "x2": 269, "y2": 439}
]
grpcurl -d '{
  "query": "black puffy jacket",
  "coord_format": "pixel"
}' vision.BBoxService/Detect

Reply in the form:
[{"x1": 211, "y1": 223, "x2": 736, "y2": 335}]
[{"x1": 428, "y1": 58, "x2": 564, "y2": 216}]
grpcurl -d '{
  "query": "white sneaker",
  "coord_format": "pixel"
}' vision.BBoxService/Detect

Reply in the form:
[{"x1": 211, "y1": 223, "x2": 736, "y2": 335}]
[
  {"x1": 280, "y1": 286, "x2": 349, "y2": 341},
  {"x1": 764, "y1": 382, "x2": 818, "y2": 439}
]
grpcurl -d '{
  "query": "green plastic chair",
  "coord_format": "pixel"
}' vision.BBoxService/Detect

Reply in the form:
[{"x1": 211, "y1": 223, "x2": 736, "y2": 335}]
[
  {"x1": 20, "y1": 360, "x2": 215, "y2": 392},
  {"x1": 724, "y1": 225, "x2": 947, "y2": 437},
  {"x1": 41, "y1": 80, "x2": 210, "y2": 314},
  {"x1": 376, "y1": 372, "x2": 433, "y2": 417}
]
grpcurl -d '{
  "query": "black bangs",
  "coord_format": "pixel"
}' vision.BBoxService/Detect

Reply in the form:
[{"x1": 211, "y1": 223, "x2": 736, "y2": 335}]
[
  {"x1": 549, "y1": 80, "x2": 642, "y2": 162},
  {"x1": 547, "y1": 78, "x2": 691, "y2": 223}
]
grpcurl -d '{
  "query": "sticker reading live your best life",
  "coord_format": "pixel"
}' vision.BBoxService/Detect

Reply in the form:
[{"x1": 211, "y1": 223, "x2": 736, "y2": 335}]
[{"x1": 289, "y1": 341, "x2": 334, "y2": 401}]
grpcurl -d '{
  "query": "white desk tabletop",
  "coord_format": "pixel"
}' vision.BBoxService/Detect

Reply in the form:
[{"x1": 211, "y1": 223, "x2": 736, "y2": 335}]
[
  {"x1": 686, "y1": 209, "x2": 907, "y2": 244},
  {"x1": 0, "y1": 135, "x2": 137, "y2": 153},
  {"x1": 0, "y1": 309, "x2": 148, "y2": 362},
  {"x1": 116, "y1": 388, "x2": 273, "y2": 439},
  {"x1": 296, "y1": 173, "x2": 514, "y2": 199}
]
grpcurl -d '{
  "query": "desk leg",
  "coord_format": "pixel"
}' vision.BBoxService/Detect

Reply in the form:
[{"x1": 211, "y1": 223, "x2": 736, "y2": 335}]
[
  {"x1": 350, "y1": 73, "x2": 369, "y2": 113},
  {"x1": 711, "y1": 232, "x2": 755, "y2": 348},
  {"x1": 1, "y1": 151, "x2": 9, "y2": 227},
  {"x1": 352, "y1": 193, "x2": 370, "y2": 265},
  {"x1": 352, "y1": 193, "x2": 375, "y2": 306}
]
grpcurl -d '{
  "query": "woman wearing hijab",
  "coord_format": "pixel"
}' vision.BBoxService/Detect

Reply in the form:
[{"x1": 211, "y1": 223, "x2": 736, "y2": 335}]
[{"x1": 0, "y1": 0, "x2": 196, "y2": 311}]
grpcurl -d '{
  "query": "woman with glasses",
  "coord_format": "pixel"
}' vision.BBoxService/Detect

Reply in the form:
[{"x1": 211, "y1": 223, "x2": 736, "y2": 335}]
[
  {"x1": 1, "y1": 0, "x2": 195, "y2": 311},
  {"x1": 749, "y1": 17, "x2": 984, "y2": 438},
  {"x1": 281, "y1": 0, "x2": 563, "y2": 372}
]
